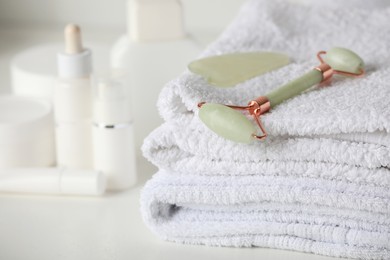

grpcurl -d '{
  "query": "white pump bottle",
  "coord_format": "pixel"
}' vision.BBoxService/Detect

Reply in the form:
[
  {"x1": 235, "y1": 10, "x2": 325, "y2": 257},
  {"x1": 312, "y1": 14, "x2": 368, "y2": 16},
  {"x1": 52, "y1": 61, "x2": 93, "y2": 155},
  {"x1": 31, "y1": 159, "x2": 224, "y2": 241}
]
[{"x1": 92, "y1": 74, "x2": 137, "y2": 190}]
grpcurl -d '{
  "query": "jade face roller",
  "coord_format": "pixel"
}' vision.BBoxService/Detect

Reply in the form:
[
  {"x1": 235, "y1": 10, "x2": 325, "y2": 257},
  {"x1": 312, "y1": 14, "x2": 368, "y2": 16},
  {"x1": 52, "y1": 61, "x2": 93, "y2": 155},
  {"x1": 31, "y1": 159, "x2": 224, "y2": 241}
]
[{"x1": 198, "y1": 47, "x2": 365, "y2": 143}]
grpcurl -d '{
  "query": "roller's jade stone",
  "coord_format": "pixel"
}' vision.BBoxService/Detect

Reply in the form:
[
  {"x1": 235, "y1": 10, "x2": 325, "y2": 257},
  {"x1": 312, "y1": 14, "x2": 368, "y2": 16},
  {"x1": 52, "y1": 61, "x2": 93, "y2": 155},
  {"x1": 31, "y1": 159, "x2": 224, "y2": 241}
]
[
  {"x1": 188, "y1": 52, "x2": 290, "y2": 87},
  {"x1": 198, "y1": 47, "x2": 365, "y2": 144},
  {"x1": 266, "y1": 70, "x2": 323, "y2": 107},
  {"x1": 199, "y1": 103, "x2": 256, "y2": 143},
  {"x1": 323, "y1": 47, "x2": 364, "y2": 74}
]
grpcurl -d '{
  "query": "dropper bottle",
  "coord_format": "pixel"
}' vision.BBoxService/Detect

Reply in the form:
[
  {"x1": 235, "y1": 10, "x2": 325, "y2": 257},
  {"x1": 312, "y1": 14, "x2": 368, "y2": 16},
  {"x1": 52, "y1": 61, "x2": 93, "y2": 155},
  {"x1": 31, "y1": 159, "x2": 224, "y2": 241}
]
[{"x1": 54, "y1": 24, "x2": 93, "y2": 169}]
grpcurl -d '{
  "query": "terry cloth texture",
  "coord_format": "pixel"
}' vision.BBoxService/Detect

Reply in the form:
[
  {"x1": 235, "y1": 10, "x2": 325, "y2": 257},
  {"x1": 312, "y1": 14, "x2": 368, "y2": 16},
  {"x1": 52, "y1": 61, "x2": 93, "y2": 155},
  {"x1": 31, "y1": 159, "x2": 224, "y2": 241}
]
[{"x1": 141, "y1": 0, "x2": 390, "y2": 259}]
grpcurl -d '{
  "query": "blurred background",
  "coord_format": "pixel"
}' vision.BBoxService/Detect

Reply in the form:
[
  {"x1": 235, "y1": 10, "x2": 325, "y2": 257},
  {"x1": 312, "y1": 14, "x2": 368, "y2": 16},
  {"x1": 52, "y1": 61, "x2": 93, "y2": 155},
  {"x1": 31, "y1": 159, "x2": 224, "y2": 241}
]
[
  {"x1": 0, "y1": 0, "x2": 249, "y2": 94},
  {"x1": 0, "y1": 0, "x2": 247, "y2": 30}
]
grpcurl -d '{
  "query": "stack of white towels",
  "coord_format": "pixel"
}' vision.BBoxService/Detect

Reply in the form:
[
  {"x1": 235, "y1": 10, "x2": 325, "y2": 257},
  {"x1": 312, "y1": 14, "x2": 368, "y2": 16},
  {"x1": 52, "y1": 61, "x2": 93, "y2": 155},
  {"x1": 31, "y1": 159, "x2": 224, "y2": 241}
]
[{"x1": 141, "y1": 0, "x2": 390, "y2": 259}]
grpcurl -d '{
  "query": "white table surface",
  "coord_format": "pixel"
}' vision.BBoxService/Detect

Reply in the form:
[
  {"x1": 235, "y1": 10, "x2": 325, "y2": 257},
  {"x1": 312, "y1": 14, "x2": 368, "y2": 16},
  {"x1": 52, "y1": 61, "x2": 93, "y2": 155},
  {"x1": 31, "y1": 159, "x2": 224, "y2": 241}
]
[{"x1": 0, "y1": 25, "x2": 338, "y2": 260}]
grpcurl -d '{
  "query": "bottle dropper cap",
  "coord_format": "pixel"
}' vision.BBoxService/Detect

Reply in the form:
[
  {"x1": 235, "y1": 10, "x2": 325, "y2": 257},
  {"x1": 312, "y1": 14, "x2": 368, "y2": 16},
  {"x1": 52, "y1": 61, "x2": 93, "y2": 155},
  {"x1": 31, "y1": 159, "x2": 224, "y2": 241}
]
[
  {"x1": 57, "y1": 24, "x2": 92, "y2": 78},
  {"x1": 128, "y1": 0, "x2": 185, "y2": 42},
  {"x1": 64, "y1": 24, "x2": 84, "y2": 54}
]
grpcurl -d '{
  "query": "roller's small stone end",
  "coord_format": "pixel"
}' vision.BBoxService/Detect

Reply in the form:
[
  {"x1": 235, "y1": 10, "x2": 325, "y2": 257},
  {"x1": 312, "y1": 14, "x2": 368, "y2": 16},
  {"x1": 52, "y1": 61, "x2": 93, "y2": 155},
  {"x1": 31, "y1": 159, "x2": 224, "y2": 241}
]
[
  {"x1": 199, "y1": 103, "x2": 256, "y2": 144},
  {"x1": 324, "y1": 47, "x2": 364, "y2": 74}
]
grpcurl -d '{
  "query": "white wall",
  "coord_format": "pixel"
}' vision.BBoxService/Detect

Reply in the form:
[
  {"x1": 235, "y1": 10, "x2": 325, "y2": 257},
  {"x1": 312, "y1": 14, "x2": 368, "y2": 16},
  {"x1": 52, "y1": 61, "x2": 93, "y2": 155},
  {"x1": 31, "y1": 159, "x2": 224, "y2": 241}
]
[{"x1": 0, "y1": 0, "x2": 247, "y2": 33}]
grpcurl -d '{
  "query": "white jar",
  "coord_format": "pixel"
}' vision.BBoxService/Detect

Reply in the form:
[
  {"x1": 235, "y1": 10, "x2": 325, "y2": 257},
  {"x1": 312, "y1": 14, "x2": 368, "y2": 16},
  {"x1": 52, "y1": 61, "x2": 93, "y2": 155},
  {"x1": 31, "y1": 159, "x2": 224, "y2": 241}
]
[{"x1": 0, "y1": 96, "x2": 55, "y2": 168}]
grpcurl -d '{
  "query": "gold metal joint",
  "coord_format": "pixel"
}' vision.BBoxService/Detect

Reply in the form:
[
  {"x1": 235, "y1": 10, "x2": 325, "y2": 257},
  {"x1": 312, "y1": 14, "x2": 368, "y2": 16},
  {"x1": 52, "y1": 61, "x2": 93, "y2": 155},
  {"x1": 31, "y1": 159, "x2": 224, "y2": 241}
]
[
  {"x1": 314, "y1": 63, "x2": 334, "y2": 82},
  {"x1": 250, "y1": 96, "x2": 270, "y2": 116}
]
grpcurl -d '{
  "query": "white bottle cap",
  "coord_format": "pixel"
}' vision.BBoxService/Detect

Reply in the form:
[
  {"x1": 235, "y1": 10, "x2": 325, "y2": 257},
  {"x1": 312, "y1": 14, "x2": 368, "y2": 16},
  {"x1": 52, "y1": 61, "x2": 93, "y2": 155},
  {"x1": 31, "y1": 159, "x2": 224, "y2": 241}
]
[
  {"x1": 57, "y1": 24, "x2": 92, "y2": 78},
  {"x1": 128, "y1": 0, "x2": 185, "y2": 42},
  {"x1": 60, "y1": 169, "x2": 106, "y2": 195},
  {"x1": 0, "y1": 96, "x2": 55, "y2": 168},
  {"x1": 93, "y1": 72, "x2": 132, "y2": 125},
  {"x1": 57, "y1": 50, "x2": 92, "y2": 78}
]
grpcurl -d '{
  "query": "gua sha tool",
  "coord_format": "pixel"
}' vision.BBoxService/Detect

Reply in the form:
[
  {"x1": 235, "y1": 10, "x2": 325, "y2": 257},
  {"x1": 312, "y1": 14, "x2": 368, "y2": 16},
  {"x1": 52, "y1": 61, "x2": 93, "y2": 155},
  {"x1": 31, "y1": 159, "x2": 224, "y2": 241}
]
[
  {"x1": 188, "y1": 52, "x2": 290, "y2": 87},
  {"x1": 198, "y1": 47, "x2": 365, "y2": 144}
]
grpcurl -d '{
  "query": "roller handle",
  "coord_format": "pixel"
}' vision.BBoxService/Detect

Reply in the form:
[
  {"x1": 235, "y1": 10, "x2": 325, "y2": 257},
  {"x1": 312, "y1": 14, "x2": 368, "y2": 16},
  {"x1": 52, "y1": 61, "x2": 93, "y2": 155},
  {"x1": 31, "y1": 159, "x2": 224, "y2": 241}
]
[
  {"x1": 264, "y1": 47, "x2": 365, "y2": 108},
  {"x1": 265, "y1": 69, "x2": 323, "y2": 107}
]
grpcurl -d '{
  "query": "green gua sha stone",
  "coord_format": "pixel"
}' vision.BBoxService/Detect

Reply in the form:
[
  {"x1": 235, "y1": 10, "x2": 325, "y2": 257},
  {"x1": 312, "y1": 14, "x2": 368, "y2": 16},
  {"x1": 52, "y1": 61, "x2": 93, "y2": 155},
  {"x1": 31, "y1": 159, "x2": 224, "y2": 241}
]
[
  {"x1": 198, "y1": 47, "x2": 365, "y2": 144},
  {"x1": 199, "y1": 103, "x2": 256, "y2": 144},
  {"x1": 188, "y1": 52, "x2": 290, "y2": 87}
]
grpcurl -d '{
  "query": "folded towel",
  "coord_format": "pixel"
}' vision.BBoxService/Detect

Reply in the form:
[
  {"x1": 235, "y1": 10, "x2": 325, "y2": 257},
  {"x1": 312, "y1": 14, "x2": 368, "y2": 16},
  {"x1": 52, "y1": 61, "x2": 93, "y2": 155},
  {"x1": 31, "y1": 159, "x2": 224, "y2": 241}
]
[
  {"x1": 141, "y1": 0, "x2": 390, "y2": 259},
  {"x1": 141, "y1": 171, "x2": 390, "y2": 259},
  {"x1": 143, "y1": 121, "x2": 390, "y2": 171}
]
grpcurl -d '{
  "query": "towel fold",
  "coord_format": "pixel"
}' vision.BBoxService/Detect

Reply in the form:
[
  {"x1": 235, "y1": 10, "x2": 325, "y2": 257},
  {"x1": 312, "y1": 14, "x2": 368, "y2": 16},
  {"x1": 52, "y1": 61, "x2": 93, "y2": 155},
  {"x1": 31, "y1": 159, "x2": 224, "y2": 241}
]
[
  {"x1": 143, "y1": 121, "x2": 390, "y2": 171},
  {"x1": 140, "y1": 0, "x2": 390, "y2": 259},
  {"x1": 141, "y1": 171, "x2": 390, "y2": 259}
]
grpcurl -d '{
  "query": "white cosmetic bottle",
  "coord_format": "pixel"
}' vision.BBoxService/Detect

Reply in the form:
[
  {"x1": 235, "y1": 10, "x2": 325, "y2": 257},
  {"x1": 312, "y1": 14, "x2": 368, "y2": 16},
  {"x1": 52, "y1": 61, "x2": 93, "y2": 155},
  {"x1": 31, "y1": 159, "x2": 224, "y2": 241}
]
[
  {"x1": 92, "y1": 74, "x2": 137, "y2": 190},
  {"x1": 54, "y1": 24, "x2": 93, "y2": 169},
  {"x1": 110, "y1": 0, "x2": 201, "y2": 154}
]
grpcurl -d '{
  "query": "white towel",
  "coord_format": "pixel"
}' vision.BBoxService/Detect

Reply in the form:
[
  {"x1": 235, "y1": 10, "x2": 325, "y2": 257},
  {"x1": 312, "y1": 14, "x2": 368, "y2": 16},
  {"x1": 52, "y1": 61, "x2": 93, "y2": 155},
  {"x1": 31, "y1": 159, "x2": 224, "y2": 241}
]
[
  {"x1": 141, "y1": 171, "x2": 390, "y2": 259},
  {"x1": 141, "y1": 0, "x2": 390, "y2": 259}
]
